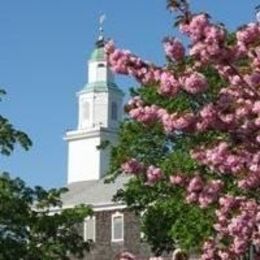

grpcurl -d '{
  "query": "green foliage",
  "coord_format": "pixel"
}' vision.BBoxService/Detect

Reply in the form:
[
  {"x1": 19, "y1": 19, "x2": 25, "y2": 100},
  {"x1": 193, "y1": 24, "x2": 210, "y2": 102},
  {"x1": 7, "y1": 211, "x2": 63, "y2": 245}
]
[
  {"x1": 142, "y1": 199, "x2": 214, "y2": 255},
  {"x1": 0, "y1": 90, "x2": 32, "y2": 155},
  {"x1": 0, "y1": 89, "x2": 92, "y2": 259},
  {"x1": 139, "y1": 86, "x2": 193, "y2": 113},
  {"x1": 0, "y1": 173, "x2": 92, "y2": 260},
  {"x1": 0, "y1": 113, "x2": 32, "y2": 155},
  {"x1": 108, "y1": 120, "x2": 167, "y2": 181}
]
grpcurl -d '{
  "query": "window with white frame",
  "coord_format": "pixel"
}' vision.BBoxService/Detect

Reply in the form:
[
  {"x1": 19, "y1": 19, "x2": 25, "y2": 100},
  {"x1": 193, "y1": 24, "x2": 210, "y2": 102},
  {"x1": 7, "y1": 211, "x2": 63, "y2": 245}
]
[
  {"x1": 111, "y1": 212, "x2": 124, "y2": 242},
  {"x1": 84, "y1": 216, "x2": 96, "y2": 242}
]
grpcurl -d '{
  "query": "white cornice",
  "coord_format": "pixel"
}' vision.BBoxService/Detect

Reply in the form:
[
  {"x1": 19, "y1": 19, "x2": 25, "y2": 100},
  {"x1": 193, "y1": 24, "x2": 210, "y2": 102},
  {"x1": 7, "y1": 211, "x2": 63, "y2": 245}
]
[{"x1": 64, "y1": 127, "x2": 119, "y2": 141}]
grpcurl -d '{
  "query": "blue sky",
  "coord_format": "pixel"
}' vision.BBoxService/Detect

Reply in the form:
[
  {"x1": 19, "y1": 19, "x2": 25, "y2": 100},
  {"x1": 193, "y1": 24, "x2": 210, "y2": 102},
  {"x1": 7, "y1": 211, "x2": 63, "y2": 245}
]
[{"x1": 0, "y1": 0, "x2": 258, "y2": 188}]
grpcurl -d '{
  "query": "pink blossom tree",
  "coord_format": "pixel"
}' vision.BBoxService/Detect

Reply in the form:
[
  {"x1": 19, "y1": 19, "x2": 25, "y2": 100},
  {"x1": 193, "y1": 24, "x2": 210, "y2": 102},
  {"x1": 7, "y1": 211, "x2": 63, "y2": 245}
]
[{"x1": 106, "y1": 1, "x2": 260, "y2": 259}]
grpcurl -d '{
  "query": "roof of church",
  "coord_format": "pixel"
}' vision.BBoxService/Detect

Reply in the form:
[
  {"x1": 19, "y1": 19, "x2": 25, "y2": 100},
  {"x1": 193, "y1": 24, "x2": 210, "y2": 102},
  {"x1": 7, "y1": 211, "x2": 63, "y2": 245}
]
[
  {"x1": 61, "y1": 175, "x2": 129, "y2": 208},
  {"x1": 90, "y1": 37, "x2": 106, "y2": 61}
]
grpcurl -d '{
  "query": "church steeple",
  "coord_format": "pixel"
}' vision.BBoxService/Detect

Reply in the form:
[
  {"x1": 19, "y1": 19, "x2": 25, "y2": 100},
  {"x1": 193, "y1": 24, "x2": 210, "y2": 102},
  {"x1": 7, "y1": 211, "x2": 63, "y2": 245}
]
[{"x1": 64, "y1": 22, "x2": 124, "y2": 184}]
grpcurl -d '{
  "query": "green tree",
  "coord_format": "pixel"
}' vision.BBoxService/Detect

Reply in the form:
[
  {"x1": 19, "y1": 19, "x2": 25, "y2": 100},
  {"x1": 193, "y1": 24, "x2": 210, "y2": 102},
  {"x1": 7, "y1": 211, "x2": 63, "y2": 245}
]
[{"x1": 0, "y1": 90, "x2": 92, "y2": 259}]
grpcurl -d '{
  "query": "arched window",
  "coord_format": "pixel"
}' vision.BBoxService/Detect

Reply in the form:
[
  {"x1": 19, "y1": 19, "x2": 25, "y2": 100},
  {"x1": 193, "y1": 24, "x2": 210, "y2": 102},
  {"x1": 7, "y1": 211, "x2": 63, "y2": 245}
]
[
  {"x1": 111, "y1": 102, "x2": 118, "y2": 121},
  {"x1": 84, "y1": 216, "x2": 96, "y2": 242},
  {"x1": 111, "y1": 212, "x2": 124, "y2": 242}
]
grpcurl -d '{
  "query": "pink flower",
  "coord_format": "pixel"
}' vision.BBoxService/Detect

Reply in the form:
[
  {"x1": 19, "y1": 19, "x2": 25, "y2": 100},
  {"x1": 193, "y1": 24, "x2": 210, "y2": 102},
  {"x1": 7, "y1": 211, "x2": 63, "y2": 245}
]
[
  {"x1": 104, "y1": 40, "x2": 116, "y2": 54},
  {"x1": 169, "y1": 175, "x2": 184, "y2": 186},
  {"x1": 217, "y1": 250, "x2": 232, "y2": 260},
  {"x1": 146, "y1": 165, "x2": 163, "y2": 184},
  {"x1": 182, "y1": 72, "x2": 208, "y2": 94},
  {"x1": 187, "y1": 176, "x2": 203, "y2": 192},
  {"x1": 121, "y1": 159, "x2": 144, "y2": 175},
  {"x1": 253, "y1": 101, "x2": 260, "y2": 113},
  {"x1": 201, "y1": 239, "x2": 217, "y2": 260},
  {"x1": 232, "y1": 238, "x2": 247, "y2": 255},
  {"x1": 129, "y1": 105, "x2": 159, "y2": 124},
  {"x1": 236, "y1": 23, "x2": 260, "y2": 46},
  {"x1": 127, "y1": 96, "x2": 144, "y2": 108},
  {"x1": 163, "y1": 37, "x2": 185, "y2": 61},
  {"x1": 186, "y1": 192, "x2": 198, "y2": 203},
  {"x1": 244, "y1": 72, "x2": 260, "y2": 87},
  {"x1": 159, "y1": 71, "x2": 180, "y2": 96}
]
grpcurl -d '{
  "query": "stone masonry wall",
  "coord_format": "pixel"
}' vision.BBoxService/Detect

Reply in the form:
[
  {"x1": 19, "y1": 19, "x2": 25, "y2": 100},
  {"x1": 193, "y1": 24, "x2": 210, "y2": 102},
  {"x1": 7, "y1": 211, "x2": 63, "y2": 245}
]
[{"x1": 74, "y1": 209, "x2": 149, "y2": 260}]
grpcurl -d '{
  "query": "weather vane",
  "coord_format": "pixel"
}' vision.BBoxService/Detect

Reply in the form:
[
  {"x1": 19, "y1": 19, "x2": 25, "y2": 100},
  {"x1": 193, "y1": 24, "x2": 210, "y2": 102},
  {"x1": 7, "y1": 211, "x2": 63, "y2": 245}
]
[
  {"x1": 256, "y1": 5, "x2": 260, "y2": 22},
  {"x1": 99, "y1": 14, "x2": 106, "y2": 38}
]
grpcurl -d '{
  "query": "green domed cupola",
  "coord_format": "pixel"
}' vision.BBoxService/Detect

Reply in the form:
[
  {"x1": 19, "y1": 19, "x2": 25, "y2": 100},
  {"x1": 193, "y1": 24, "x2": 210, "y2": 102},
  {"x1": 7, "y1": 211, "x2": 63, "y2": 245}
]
[
  {"x1": 80, "y1": 17, "x2": 123, "y2": 96},
  {"x1": 89, "y1": 45, "x2": 106, "y2": 62}
]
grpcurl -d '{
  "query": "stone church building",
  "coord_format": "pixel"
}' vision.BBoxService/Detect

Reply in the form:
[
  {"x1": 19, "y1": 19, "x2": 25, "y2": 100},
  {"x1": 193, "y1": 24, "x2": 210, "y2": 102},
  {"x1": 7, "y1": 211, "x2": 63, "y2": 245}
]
[{"x1": 61, "y1": 32, "x2": 149, "y2": 259}]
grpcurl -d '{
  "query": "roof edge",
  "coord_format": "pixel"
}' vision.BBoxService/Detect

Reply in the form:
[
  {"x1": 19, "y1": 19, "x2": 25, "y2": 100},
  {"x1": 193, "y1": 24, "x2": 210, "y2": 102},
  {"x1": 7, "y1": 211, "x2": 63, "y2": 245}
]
[{"x1": 49, "y1": 202, "x2": 126, "y2": 213}]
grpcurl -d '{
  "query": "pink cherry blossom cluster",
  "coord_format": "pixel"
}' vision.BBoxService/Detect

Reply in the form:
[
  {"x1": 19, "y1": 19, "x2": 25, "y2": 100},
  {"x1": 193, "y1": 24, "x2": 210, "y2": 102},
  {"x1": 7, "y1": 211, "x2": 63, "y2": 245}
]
[
  {"x1": 201, "y1": 239, "x2": 219, "y2": 260},
  {"x1": 146, "y1": 165, "x2": 163, "y2": 185},
  {"x1": 159, "y1": 71, "x2": 181, "y2": 96},
  {"x1": 187, "y1": 177, "x2": 223, "y2": 208},
  {"x1": 201, "y1": 238, "x2": 238, "y2": 260},
  {"x1": 121, "y1": 159, "x2": 163, "y2": 185},
  {"x1": 180, "y1": 13, "x2": 260, "y2": 98},
  {"x1": 121, "y1": 158, "x2": 144, "y2": 175},
  {"x1": 126, "y1": 70, "x2": 260, "y2": 140},
  {"x1": 236, "y1": 23, "x2": 260, "y2": 50},
  {"x1": 127, "y1": 100, "x2": 195, "y2": 132},
  {"x1": 129, "y1": 105, "x2": 160, "y2": 125},
  {"x1": 202, "y1": 195, "x2": 260, "y2": 259},
  {"x1": 106, "y1": 41, "x2": 209, "y2": 96},
  {"x1": 169, "y1": 174, "x2": 185, "y2": 186},
  {"x1": 180, "y1": 14, "x2": 226, "y2": 64},
  {"x1": 196, "y1": 90, "x2": 260, "y2": 143},
  {"x1": 191, "y1": 142, "x2": 245, "y2": 175},
  {"x1": 105, "y1": 40, "x2": 157, "y2": 83},
  {"x1": 170, "y1": 174, "x2": 223, "y2": 208},
  {"x1": 126, "y1": 96, "x2": 159, "y2": 124},
  {"x1": 191, "y1": 142, "x2": 260, "y2": 190},
  {"x1": 221, "y1": 23, "x2": 260, "y2": 91},
  {"x1": 163, "y1": 37, "x2": 185, "y2": 61},
  {"x1": 127, "y1": 90, "x2": 260, "y2": 142},
  {"x1": 250, "y1": 45, "x2": 260, "y2": 69},
  {"x1": 180, "y1": 72, "x2": 208, "y2": 94}
]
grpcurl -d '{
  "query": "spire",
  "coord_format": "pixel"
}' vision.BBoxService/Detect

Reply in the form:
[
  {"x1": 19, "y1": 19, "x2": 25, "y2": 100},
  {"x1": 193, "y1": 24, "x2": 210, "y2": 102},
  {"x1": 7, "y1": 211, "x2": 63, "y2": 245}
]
[
  {"x1": 256, "y1": 5, "x2": 260, "y2": 22},
  {"x1": 96, "y1": 14, "x2": 106, "y2": 48}
]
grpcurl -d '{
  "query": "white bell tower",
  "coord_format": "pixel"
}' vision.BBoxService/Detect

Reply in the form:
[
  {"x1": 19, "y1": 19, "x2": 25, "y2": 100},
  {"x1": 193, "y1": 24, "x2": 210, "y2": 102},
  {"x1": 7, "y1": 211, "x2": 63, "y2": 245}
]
[{"x1": 64, "y1": 26, "x2": 124, "y2": 184}]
